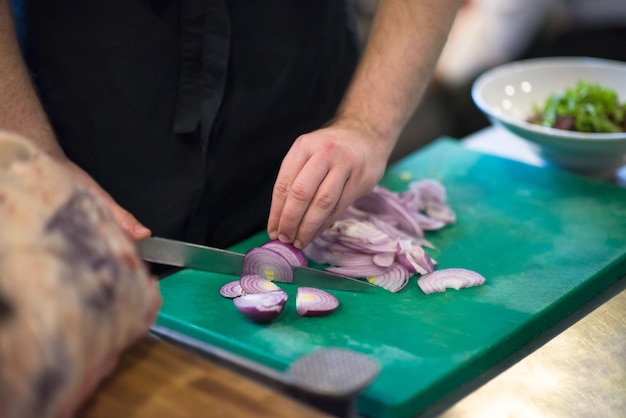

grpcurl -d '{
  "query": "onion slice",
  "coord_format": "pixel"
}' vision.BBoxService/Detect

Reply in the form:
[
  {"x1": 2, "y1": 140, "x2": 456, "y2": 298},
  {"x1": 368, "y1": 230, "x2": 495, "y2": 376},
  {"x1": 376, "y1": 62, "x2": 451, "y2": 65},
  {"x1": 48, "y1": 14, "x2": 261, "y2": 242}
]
[
  {"x1": 296, "y1": 287, "x2": 339, "y2": 317},
  {"x1": 233, "y1": 290, "x2": 288, "y2": 323},
  {"x1": 366, "y1": 263, "x2": 410, "y2": 293},
  {"x1": 417, "y1": 268, "x2": 486, "y2": 294},
  {"x1": 219, "y1": 280, "x2": 244, "y2": 298},
  {"x1": 261, "y1": 240, "x2": 308, "y2": 267},
  {"x1": 242, "y1": 247, "x2": 294, "y2": 283},
  {"x1": 239, "y1": 274, "x2": 282, "y2": 294}
]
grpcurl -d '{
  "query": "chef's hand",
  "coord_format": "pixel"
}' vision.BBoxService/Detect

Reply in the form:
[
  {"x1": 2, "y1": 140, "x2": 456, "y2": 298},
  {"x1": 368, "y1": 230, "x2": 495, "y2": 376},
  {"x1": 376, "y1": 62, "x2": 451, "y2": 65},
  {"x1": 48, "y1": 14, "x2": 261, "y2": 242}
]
[
  {"x1": 61, "y1": 160, "x2": 152, "y2": 240},
  {"x1": 267, "y1": 118, "x2": 390, "y2": 249}
]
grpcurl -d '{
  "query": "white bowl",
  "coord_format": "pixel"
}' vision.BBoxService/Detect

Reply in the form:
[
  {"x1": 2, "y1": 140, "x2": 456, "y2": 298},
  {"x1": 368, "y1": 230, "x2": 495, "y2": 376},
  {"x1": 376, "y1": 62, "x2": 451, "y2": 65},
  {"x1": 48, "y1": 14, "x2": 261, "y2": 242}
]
[{"x1": 471, "y1": 57, "x2": 626, "y2": 178}]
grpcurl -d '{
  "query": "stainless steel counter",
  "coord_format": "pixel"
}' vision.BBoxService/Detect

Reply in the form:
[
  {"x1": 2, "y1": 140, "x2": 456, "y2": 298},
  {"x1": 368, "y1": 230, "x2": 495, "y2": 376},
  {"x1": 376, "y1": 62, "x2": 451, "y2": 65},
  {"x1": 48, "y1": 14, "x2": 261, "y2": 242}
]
[{"x1": 426, "y1": 126, "x2": 626, "y2": 418}]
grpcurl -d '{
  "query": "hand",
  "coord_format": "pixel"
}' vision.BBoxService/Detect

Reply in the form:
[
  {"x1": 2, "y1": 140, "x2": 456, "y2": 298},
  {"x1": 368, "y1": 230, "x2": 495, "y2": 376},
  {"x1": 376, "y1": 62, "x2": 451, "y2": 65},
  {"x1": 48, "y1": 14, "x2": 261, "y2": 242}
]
[
  {"x1": 267, "y1": 118, "x2": 390, "y2": 249},
  {"x1": 61, "y1": 160, "x2": 152, "y2": 240}
]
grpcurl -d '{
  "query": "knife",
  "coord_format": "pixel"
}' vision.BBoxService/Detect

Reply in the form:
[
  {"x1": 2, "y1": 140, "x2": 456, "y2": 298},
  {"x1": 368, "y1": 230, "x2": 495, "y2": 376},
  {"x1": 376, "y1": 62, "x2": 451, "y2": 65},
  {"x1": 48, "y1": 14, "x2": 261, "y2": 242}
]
[{"x1": 136, "y1": 236, "x2": 374, "y2": 291}]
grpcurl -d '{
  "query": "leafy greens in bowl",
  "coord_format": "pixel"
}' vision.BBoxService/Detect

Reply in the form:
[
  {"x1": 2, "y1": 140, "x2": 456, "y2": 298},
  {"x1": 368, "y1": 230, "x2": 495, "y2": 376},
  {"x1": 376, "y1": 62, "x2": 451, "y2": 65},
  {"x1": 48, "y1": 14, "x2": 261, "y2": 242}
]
[
  {"x1": 472, "y1": 57, "x2": 626, "y2": 178},
  {"x1": 528, "y1": 80, "x2": 626, "y2": 133}
]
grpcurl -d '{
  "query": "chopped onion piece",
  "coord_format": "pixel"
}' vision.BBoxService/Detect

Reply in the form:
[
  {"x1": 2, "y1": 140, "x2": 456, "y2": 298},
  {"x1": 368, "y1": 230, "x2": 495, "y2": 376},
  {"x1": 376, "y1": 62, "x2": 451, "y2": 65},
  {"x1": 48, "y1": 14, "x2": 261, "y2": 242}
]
[
  {"x1": 396, "y1": 240, "x2": 434, "y2": 275},
  {"x1": 296, "y1": 287, "x2": 339, "y2": 317},
  {"x1": 219, "y1": 280, "x2": 244, "y2": 298},
  {"x1": 233, "y1": 290, "x2": 288, "y2": 323},
  {"x1": 327, "y1": 263, "x2": 389, "y2": 278},
  {"x1": 242, "y1": 247, "x2": 294, "y2": 283},
  {"x1": 417, "y1": 268, "x2": 486, "y2": 294},
  {"x1": 261, "y1": 240, "x2": 308, "y2": 267},
  {"x1": 372, "y1": 252, "x2": 395, "y2": 268},
  {"x1": 366, "y1": 263, "x2": 410, "y2": 293},
  {"x1": 353, "y1": 186, "x2": 424, "y2": 236},
  {"x1": 304, "y1": 180, "x2": 456, "y2": 290},
  {"x1": 426, "y1": 201, "x2": 456, "y2": 224},
  {"x1": 239, "y1": 274, "x2": 282, "y2": 294}
]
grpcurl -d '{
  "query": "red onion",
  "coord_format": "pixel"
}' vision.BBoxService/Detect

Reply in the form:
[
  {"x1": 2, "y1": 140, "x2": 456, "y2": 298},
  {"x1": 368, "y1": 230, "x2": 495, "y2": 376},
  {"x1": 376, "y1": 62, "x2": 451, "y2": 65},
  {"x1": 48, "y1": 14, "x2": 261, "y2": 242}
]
[
  {"x1": 396, "y1": 240, "x2": 434, "y2": 275},
  {"x1": 261, "y1": 240, "x2": 308, "y2": 267},
  {"x1": 296, "y1": 287, "x2": 339, "y2": 317},
  {"x1": 219, "y1": 280, "x2": 244, "y2": 298},
  {"x1": 400, "y1": 179, "x2": 456, "y2": 224},
  {"x1": 366, "y1": 263, "x2": 410, "y2": 293},
  {"x1": 302, "y1": 180, "x2": 457, "y2": 293},
  {"x1": 327, "y1": 263, "x2": 389, "y2": 278},
  {"x1": 353, "y1": 186, "x2": 424, "y2": 236},
  {"x1": 417, "y1": 268, "x2": 486, "y2": 294},
  {"x1": 233, "y1": 290, "x2": 288, "y2": 323},
  {"x1": 372, "y1": 252, "x2": 395, "y2": 268},
  {"x1": 239, "y1": 274, "x2": 282, "y2": 294},
  {"x1": 242, "y1": 247, "x2": 294, "y2": 283}
]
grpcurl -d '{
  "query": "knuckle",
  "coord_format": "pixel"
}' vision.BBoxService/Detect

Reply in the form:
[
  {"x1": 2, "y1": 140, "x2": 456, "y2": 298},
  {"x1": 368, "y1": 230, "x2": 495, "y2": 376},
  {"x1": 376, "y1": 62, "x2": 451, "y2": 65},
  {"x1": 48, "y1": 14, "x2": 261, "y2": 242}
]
[
  {"x1": 272, "y1": 180, "x2": 291, "y2": 199},
  {"x1": 313, "y1": 192, "x2": 335, "y2": 211},
  {"x1": 288, "y1": 182, "x2": 311, "y2": 203}
]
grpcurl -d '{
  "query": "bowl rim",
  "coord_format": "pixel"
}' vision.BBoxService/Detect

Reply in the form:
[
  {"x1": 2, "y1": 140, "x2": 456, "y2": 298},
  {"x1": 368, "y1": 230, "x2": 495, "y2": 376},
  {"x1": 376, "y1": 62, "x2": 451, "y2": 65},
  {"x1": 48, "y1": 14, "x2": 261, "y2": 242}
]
[{"x1": 471, "y1": 56, "x2": 626, "y2": 141}]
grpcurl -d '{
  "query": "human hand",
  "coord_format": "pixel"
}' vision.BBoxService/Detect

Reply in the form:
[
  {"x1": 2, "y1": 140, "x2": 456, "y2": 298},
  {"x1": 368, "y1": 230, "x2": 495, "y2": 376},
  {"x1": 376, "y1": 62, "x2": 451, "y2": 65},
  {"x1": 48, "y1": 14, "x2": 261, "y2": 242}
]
[
  {"x1": 267, "y1": 118, "x2": 391, "y2": 249},
  {"x1": 61, "y1": 160, "x2": 152, "y2": 240}
]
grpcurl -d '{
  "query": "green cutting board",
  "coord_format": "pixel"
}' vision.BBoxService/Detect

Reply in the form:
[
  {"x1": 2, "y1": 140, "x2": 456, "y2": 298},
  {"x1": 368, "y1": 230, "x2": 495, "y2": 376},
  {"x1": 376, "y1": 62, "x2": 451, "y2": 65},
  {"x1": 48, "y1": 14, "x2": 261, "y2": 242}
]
[{"x1": 156, "y1": 138, "x2": 626, "y2": 418}]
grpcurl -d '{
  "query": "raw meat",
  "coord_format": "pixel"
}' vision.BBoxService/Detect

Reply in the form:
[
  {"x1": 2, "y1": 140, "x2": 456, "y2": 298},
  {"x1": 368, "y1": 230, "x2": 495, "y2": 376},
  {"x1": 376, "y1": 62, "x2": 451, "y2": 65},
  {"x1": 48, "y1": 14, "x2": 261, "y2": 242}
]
[{"x1": 0, "y1": 131, "x2": 162, "y2": 418}]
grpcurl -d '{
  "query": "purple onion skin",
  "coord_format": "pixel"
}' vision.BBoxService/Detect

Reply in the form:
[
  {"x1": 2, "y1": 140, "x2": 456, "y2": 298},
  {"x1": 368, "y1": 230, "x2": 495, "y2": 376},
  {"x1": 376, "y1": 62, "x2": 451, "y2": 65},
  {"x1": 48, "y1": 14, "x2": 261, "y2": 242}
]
[
  {"x1": 261, "y1": 240, "x2": 308, "y2": 267},
  {"x1": 233, "y1": 291, "x2": 288, "y2": 324},
  {"x1": 298, "y1": 307, "x2": 335, "y2": 318}
]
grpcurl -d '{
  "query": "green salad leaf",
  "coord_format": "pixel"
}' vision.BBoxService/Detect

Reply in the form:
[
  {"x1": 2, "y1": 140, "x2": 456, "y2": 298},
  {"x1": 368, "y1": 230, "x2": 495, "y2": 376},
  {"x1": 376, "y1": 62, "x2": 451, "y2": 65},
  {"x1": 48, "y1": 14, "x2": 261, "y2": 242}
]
[{"x1": 531, "y1": 81, "x2": 626, "y2": 133}]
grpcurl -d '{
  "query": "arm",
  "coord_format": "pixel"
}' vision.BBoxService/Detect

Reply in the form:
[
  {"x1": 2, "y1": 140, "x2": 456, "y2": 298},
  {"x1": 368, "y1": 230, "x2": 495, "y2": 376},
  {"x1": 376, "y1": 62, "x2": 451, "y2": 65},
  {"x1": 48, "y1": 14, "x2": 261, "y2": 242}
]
[
  {"x1": 0, "y1": 0, "x2": 62, "y2": 157},
  {"x1": 0, "y1": 1, "x2": 150, "y2": 239},
  {"x1": 267, "y1": 0, "x2": 462, "y2": 249}
]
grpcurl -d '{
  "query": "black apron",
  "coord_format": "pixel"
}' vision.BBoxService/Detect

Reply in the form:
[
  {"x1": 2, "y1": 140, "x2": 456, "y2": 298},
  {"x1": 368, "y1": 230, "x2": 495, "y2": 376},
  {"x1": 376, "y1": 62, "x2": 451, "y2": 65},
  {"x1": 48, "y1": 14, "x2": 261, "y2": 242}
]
[{"x1": 15, "y1": 0, "x2": 359, "y2": 247}]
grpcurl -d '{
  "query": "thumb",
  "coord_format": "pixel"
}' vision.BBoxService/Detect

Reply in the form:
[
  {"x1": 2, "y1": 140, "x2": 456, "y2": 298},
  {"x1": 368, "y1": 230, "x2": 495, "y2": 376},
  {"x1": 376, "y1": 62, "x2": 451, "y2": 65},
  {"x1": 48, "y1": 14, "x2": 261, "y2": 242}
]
[
  {"x1": 61, "y1": 160, "x2": 152, "y2": 240},
  {"x1": 111, "y1": 205, "x2": 152, "y2": 240}
]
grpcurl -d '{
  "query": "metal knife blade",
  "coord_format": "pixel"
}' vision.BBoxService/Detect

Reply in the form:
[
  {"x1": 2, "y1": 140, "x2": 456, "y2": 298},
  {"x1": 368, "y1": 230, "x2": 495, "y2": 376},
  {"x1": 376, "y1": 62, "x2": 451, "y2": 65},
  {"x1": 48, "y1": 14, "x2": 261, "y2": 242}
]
[{"x1": 136, "y1": 236, "x2": 374, "y2": 291}]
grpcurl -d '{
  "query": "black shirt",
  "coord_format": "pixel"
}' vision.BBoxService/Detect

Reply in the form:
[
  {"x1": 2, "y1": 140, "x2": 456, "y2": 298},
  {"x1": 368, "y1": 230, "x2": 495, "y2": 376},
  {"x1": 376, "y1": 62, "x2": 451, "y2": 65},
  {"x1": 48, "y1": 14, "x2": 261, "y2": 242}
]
[{"x1": 16, "y1": 0, "x2": 359, "y2": 247}]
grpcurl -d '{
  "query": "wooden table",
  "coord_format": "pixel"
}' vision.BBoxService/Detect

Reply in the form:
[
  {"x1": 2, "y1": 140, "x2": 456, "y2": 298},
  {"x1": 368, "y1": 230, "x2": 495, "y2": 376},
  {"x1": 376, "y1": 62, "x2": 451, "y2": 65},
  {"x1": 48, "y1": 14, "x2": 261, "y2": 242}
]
[{"x1": 79, "y1": 336, "x2": 329, "y2": 418}]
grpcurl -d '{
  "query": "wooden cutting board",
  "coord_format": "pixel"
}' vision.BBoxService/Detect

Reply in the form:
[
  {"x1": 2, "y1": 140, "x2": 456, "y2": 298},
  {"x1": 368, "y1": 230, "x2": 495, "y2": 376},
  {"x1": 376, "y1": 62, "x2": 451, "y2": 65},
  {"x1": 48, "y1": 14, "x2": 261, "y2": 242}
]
[{"x1": 156, "y1": 138, "x2": 626, "y2": 418}]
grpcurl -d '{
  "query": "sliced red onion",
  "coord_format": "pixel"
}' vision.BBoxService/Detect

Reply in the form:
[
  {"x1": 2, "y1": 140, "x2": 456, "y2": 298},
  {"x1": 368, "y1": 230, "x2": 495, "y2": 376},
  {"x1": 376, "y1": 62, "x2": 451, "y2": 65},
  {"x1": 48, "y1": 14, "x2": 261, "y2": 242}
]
[
  {"x1": 296, "y1": 287, "x2": 339, "y2": 317},
  {"x1": 239, "y1": 274, "x2": 282, "y2": 294},
  {"x1": 336, "y1": 219, "x2": 393, "y2": 245},
  {"x1": 261, "y1": 240, "x2": 308, "y2": 267},
  {"x1": 396, "y1": 240, "x2": 434, "y2": 275},
  {"x1": 426, "y1": 201, "x2": 456, "y2": 224},
  {"x1": 242, "y1": 246, "x2": 294, "y2": 283},
  {"x1": 233, "y1": 290, "x2": 288, "y2": 323},
  {"x1": 303, "y1": 181, "x2": 455, "y2": 288},
  {"x1": 219, "y1": 280, "x2": 244, "y2": 298},
  {"x1": 353, "y1": 186, "x2": 424, "y2": 236},
  {"x1": 372, "y1": 252, "x2": 395, "y2": 268},
  {"x1": 417, "y1": 268, "x2": 486, "y2": 294},
  {"x1": 366, "y1": 263, "x2": 410, "y2": 293},
  {"x1": 327, "y1": 263, "x2": 390, "y2": 278}
]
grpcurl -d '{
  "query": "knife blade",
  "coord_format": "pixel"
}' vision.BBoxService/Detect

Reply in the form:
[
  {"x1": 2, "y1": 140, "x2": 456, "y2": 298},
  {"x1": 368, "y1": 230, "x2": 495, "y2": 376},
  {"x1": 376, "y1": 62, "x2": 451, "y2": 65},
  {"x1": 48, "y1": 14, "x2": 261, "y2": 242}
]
[{"x1": 136, "y1": 236, "x2": 374, "y2": 291}]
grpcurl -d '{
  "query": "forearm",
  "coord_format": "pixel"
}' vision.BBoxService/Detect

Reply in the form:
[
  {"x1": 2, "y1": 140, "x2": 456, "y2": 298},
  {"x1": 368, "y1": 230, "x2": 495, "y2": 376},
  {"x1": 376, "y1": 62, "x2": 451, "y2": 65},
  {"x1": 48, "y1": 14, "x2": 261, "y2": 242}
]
[
  {"x1": 0, "y1": 0, "x2": 65, "y2": 160},
  {"x1": 336, "y1": 0, "x2": 462, "y2": 153}
]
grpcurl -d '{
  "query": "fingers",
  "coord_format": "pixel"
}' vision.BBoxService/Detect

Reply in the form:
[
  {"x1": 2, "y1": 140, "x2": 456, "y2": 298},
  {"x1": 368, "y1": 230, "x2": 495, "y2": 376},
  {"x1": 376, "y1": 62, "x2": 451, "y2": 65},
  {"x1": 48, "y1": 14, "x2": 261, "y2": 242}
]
[
  {"x1": 62, "y1": 160, "x2": 151, "y2": 240},
  {"x1": 268, "y1": 141, "x2": 353, "y2": 249},
  {"x1": 268, "y1": 123, "x2": 388, "y2": 250},
  {"x1": 281, "y1": 167, "x2": 349, "y2": 248},
  {"x1": 267, "y1": 145, "x2": 310, "y2": 242},
  {"x1": 113, "y1": 207, "x2": 152, "y2": 240}
]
